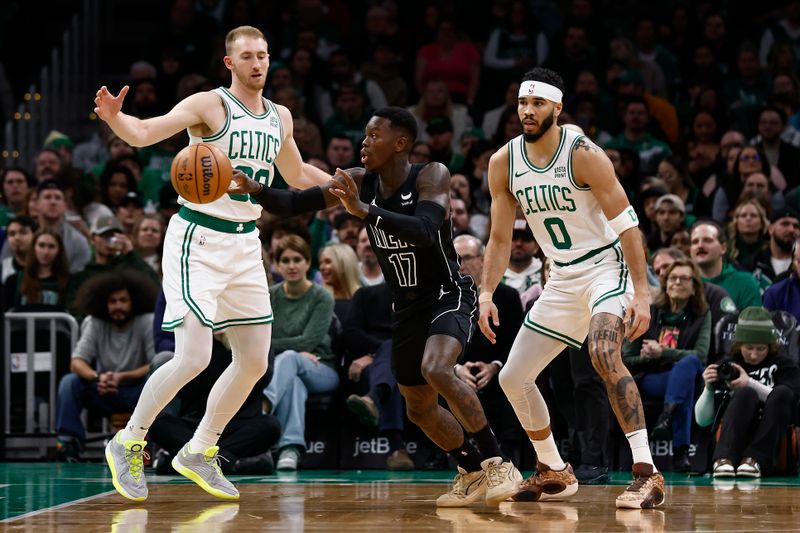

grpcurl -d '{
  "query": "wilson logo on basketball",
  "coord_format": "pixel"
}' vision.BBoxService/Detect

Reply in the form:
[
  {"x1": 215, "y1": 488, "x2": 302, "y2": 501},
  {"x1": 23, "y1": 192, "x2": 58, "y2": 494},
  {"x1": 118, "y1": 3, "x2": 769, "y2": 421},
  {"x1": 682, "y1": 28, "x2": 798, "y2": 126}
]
[{"x1": 201, "y1": 155, "x2": 213, "y2": 196}]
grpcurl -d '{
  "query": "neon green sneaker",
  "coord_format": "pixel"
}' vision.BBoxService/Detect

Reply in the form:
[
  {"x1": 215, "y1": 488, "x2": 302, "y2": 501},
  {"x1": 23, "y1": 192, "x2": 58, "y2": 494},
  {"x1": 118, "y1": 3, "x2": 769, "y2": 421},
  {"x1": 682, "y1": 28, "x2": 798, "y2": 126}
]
[
  {"x1": 105, "y1": 431, "x2": 148, "y2": 501},
  {"x1": 171, "y1": 444, "x2": 239, "y2": 500}
]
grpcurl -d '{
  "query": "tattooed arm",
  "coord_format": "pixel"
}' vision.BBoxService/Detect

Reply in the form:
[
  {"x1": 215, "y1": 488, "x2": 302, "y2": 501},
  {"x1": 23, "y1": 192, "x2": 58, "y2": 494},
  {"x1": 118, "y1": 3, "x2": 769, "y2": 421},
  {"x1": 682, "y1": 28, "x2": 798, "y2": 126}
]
[{"x1": 572, "y1": 137, "x2": 651, "y2": 340}]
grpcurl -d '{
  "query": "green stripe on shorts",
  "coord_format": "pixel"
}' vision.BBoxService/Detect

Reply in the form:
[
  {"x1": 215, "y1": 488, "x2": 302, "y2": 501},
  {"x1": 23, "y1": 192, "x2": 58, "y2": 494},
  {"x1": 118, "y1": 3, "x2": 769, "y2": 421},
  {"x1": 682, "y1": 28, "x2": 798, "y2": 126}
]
[{"x1": 523, "y1": 317, "x2": 583, "y2": 349}]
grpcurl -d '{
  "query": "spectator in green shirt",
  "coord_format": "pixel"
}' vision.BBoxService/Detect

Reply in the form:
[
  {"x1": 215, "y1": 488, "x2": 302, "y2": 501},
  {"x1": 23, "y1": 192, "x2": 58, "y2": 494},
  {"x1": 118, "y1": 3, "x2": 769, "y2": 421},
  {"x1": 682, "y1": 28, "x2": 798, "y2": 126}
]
[{"x1": 603, "y1": 96, "x2": 672, "y2": 175}]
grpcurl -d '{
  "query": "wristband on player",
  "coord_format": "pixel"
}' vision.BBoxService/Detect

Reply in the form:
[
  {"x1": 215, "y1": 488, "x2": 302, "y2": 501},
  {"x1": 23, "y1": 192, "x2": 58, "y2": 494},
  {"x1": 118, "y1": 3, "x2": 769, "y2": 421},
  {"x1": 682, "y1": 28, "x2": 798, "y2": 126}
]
[
  {"x1": 608, "y1": 206, "x2": 639, "y2": 236},
  {"x1": 478, "y1": 291, "x2": 494, "y2": 304}
]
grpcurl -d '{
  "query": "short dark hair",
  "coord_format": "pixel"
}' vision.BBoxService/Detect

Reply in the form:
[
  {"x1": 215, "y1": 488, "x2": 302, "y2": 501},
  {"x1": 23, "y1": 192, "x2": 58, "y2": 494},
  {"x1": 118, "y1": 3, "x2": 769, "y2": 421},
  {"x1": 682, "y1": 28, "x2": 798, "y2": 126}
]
[
  {"x1": 72, "y1": 270, "x2": 158, "y2": 319},
  {"x1": 623, "y1": 95, "x2": 649, "y2": 112},
  {"x1": 373, "y1": 106, "x2": 418, "y2": 143},
  {"x1": 36, "y1": 178, "x2": 64, "y2": 194},
  {"x1": 521, "y1": 68, "x2": 565, "y2": 94},
  {"x1": 691, "y1": 218, "x2": 728, "y2": 246},
  {"x1": 1, "y1": 167, "x2": 33, "y2": 188},
  {"x1": 7, "y1": 215, "x2": 37, "y2": 232},
  {"x1": 760, "y1": 104, "x2": 787, "y2": 125}
]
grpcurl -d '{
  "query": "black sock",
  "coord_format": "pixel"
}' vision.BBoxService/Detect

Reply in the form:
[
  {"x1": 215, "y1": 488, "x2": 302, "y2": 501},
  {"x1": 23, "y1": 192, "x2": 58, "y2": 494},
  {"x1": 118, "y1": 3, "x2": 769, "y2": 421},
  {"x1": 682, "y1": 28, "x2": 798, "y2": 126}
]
[
  {"x1": 383, "y1": 429, "x2": 405, "y2": 452},
  {"x1": 470, "y1": 424, "x2": 506, "y2": 462},
  {"x1": 446, "y1": 435, "x2": 483, "y2": 472}
]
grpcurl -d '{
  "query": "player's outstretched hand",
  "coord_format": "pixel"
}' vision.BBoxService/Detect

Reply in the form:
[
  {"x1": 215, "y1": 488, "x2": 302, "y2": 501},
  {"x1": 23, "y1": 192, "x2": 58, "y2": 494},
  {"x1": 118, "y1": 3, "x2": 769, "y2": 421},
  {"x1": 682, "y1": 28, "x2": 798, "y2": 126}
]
[
  {"x1": 228, "y1": 169, "x2": 261, "y2": 195},
  {"x1": 329, "y1": 168, "x2": 369, "y2": 218},
  {"x1": 94, "y1": 85, "x2": 129, "y2": 122},
  {"x1": 624, "y1": 293, "x2": 650, "y2": 341},
  {"x1": 478, "y1": 300, "x2": 500, "y2": 344}
]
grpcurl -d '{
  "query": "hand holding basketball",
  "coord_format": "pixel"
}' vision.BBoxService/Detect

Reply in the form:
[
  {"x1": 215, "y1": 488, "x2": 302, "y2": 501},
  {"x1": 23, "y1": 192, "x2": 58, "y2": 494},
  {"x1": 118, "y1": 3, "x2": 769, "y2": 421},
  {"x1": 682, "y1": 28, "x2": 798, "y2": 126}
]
[{"x1": 170, "y1": 143, "x2": 233, "y2": 204}]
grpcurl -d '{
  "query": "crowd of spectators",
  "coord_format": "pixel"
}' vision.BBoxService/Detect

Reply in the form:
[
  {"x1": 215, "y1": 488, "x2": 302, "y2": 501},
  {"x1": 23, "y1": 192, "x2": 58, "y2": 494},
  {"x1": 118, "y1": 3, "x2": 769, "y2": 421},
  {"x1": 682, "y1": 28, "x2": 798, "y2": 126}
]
[{"x1": 2, "y1": 0, "x2": 800, "y2": 478}]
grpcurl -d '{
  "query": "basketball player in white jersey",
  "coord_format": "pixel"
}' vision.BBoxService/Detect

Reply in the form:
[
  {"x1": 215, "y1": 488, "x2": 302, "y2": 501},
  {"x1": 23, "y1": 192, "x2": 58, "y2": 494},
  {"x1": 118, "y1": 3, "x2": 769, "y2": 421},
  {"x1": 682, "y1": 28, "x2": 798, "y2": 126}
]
[
  {"x1": 93, "y1": 26, "x2": 331, "y2": 501},
  {"x1": 479, "y1": 68, "x2": 665, "y2": 509}
]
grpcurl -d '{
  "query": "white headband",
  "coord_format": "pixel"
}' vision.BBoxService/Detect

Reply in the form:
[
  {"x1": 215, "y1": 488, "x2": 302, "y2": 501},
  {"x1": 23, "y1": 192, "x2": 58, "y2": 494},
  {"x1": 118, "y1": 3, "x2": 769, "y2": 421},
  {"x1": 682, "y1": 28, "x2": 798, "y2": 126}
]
[{"x1": 518, "y1": 80, "x2": 563, "y2": 103}]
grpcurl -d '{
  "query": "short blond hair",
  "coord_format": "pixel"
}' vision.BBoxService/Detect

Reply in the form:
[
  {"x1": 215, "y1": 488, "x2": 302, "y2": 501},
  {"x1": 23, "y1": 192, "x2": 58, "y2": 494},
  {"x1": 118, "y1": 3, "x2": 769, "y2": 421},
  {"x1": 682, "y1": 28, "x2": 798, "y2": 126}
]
[{"x1": 225, "y1": 26, "x2": 265, "y2": 55}]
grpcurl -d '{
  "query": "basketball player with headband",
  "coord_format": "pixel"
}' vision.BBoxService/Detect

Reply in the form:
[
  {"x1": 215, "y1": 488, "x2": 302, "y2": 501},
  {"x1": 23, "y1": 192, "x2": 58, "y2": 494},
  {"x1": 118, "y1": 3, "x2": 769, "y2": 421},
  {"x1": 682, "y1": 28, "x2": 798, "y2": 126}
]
[
  {"x1": 93, "y1": 26, "x2": 336, "y2": 501},
  {"x1": 479, "y1": 67, "x2": 666, "y2": 509}
]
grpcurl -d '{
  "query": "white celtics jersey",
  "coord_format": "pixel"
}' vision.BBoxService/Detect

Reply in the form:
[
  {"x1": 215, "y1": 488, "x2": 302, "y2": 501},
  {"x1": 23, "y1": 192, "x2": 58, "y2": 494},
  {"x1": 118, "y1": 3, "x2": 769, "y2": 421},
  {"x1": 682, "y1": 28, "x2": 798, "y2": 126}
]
[
  {"x1": 184, "y1": 86, "x2": 284, "y2": 222},
  {"x1": 507, "y1": 127, "x2": 619, "y2": 266}
]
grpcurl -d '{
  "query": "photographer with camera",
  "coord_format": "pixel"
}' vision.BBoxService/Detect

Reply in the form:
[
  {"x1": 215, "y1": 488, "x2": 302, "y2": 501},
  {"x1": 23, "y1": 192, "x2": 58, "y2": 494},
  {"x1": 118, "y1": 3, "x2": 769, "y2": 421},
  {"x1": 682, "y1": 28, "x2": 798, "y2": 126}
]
[{"x1": 695, "y1": 307, "x2": 800, "y2": 478}]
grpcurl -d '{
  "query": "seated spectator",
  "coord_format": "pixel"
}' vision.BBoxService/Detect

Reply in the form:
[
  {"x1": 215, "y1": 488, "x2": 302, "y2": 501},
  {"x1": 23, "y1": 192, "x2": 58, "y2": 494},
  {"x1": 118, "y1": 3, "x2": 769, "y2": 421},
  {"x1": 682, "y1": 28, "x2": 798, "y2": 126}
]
[
  {"x1": 132, "y1": 214, "x2": 164, "y2": 275},
  {"x1": 3, "y1": 229, "x2": 70, "y2": 311},
  {"x1": 0, "y1": 168, "x2": 33, "y2": 224},
  {"x1": 319, "y1": 242, "x2": 362, "y2": 322},
  {"x1": 713, "y1": 145, "x2": 785, "y2": 222},
  {"x1": 451, "y1": 174, "x2": 489, "y2": 240},
  {"x1": 100, "y1": 165, "x2": 138, "y2": 211},
  {"x1": 55, "y1": 271, "x2": 157, "y2": 460},
  {"x1": 669, "y1": 227, "x2": 691, "y2": 257},
  {"x1": 657, "y1": 155, "x2": 706, "y2": 219},
  {"x1": 690, "y1": 220, "x2": 762, "y2": 308},
  {"x1": 756, "y1": 207, "x2": 800, "y2": 282},
  {"x1": 740, "y1": 172, "x2": 784, "y2": 215},
  {"x1": 262, "y1": 236, "x2": 337, "y2": 471},
  {"x1": 502, "y1": 219, "x2": 542, "y2": 295},
  {"x1": 727, "y1": 199, "x2": 769, "y2": 272},
  {"x1": 763, "y1": 238, "x2": 800, "y2": 320},
  {"x1": 355, "y1": 228, "x2": 383, "y2": 286},
  {"x1": 1, "y1": 216, "x2": 36, "y2": 283},
  {"x1": 453, "y1": 235, "x2": 527, "y2": 462},
  {"x1": 115, "y1": 192, "x2": 145, "y2": 238},
  {"x1": 603, "y1": 97, "x2": 672, "y2": 175},
  {"x1": 651, "y1": 247, "x2": 737, "y2": 327},
  {"x1": 343, "y1": 283, "x2": 413, "y2": 470},
  {"x1": 148, "y1": 292, "x2": 280, "y2": 475},
  {"x1": 409, "y1": 141, "x2": 433, "y2": 165},
  {"x1": 648, "y1": 194, "x2": 685, "y2": 253},
  {"x1": 331, "y1": 211, "x2": 362, "y2": 250},
  {"x1": 34, "y1": 179, "x2": 91, "y2": 273},
  {"x1": 68, "y1": 215, "x2": 159, "y2": 304},
  {"x1": 623, "y1": 258, "x2": 711, "y2": 472},
  {"x1": 695, "y1": 307, "x2": 800, "y2": 478}
]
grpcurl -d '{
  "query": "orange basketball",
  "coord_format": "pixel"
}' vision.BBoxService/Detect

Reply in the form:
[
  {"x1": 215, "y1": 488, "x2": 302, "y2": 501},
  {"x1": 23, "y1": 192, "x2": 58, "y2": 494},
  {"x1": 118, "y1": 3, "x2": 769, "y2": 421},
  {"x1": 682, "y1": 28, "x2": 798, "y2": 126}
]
[{"x1": 170, "y1": 143, "x2": 233, "y2": 204}]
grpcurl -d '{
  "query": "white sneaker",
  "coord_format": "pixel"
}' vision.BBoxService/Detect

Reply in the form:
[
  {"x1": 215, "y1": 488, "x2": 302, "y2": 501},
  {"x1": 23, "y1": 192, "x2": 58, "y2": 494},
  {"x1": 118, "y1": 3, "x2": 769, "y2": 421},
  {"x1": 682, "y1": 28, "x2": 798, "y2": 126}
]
[
  {"x1": 276, "y1": 447, "x2": 301, "y2": 471},
  {"x1": 482, "y1": 457, "x2": 522, "y2": 505},
  {"x1": 436, "y1": 467, "x2": 488, "y2": 507}
]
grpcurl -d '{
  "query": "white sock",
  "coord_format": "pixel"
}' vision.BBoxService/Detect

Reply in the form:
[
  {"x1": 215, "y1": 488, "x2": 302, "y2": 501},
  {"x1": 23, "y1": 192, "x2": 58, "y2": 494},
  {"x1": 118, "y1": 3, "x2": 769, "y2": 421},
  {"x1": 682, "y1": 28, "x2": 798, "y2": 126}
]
[
  {"x1": 531, "y1": 434, "x2": 566, "y2": 470},
  {"x1": 626, "y1": 429, "x2": 657, "y2": 472},
  {"x1": 120, "y1": 424, "x2": 147, "y2": 442},
  {"x1": 188, "y1": 429, "x2": 218, "y2": 454}
]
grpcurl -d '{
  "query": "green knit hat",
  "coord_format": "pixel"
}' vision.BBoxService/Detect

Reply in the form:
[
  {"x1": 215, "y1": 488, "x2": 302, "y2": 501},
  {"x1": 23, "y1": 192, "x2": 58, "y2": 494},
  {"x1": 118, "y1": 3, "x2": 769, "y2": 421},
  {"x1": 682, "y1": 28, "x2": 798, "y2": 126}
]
[{"x1": 735, "y1": 307, "x2": 777, "y2": 345}]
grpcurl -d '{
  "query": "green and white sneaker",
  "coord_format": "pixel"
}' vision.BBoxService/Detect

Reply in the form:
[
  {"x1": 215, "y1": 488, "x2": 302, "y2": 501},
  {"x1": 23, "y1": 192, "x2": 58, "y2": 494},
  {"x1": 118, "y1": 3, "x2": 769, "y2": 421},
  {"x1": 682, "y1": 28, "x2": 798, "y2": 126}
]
[
  {"x1": 171, "y1": 444, "x2": 239, "y2": 500},
  {"x1": 105, "y1": 431, "x2": 149, "y2": 501}
]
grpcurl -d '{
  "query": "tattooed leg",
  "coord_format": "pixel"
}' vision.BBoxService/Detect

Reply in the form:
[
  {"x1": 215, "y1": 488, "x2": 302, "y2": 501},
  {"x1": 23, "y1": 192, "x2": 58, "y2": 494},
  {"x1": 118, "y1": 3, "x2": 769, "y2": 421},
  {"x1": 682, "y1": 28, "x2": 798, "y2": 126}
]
[
  {"x1": 587, "y1": 312, "x2": 646, "y2": 433},
  {"x1": 420, "y1": 335, "x2": 489, "y2": 433},
  {"x1": 399, "y1": 383, "x2": 465, "y2": 451}
]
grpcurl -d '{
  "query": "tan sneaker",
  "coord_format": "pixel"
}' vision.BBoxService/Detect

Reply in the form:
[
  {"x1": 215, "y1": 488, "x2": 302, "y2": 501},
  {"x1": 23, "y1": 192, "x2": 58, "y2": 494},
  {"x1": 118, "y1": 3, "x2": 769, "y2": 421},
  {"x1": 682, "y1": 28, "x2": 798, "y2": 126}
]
[
  {"x1": 386, "y1": 449, "x2": 415, "y2": 471},
  {"x1": 615, "y1": 463, "x2": 665, "y2": 509},
  {"x1": 513, "y1": 462, "x2": 578, "y2": 502},
  {"x1": 482, "y1": 458, "x2": 522, "y2": 505},
  {"x1": 436, "y1": 468, "x2": 488, "y2": 507}
]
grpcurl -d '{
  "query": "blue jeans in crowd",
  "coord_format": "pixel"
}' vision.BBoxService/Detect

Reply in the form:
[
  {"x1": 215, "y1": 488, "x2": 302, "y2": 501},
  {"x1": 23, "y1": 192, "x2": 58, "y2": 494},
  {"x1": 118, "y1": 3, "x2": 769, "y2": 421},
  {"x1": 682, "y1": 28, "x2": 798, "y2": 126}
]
[
  {"x1": 638, "y1": 353, "x2": 703, "y2": 447},
  {"x1": 263, "y1": 350, "x2": 340, "y2": 450},
  {"x1": 56, "y1": 373, "x2": 145, "y2": 443},
  {"x1": 361, "y1": 340, "x2": 403, "y2": 433}
]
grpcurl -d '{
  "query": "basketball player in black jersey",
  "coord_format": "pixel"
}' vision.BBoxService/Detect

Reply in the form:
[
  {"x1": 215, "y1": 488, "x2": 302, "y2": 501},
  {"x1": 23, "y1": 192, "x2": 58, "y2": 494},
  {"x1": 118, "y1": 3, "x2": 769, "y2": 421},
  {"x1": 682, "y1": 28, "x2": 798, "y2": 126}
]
[{"x1": 328, "y1": 107, "x2": 522, "y2": 507}]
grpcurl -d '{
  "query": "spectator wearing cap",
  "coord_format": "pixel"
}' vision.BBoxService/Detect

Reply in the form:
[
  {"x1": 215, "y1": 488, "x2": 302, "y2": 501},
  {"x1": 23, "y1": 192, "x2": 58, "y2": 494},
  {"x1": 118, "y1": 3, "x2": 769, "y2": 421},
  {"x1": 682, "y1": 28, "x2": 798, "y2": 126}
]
[
  {"x1": 116, "y1": 191, "x2": 145, "y2": 238},
  {"x1": 695, "y1": 306, "x2": 800, "y2": 478},
  {"x1": 753, "y1": 207, "x2": 800, "y2": 283},
  {"x1": 501, "y1": 219, "x2": 542, "y2": 295},
  {"x1": 614, "y1": 68, "x2": 679, "y2": 144},
  {"x1": 603, "y1": 96, "x2": 672, "y2": 175},
  {"x1": 763, "y1": 238, "x2": 800, "y2": 320},
  {"x1": 33, "y1": 179, "x2": 91, "y2": 273},
  {"x1": 68, "y1": 215, "x2": 158, "y2": 306},
  {"x1": 691, "y1": 220, "x2": 762, "y2": 309},
  {"x1": 408, "y1": 78, "x2": 473, "y2": 152},
  {"x1": 648, "y1": 194, "x2": 686, "y2": 253},
  {"x1": 426, "y1": 116, "x2": 464, "y2": 173}
]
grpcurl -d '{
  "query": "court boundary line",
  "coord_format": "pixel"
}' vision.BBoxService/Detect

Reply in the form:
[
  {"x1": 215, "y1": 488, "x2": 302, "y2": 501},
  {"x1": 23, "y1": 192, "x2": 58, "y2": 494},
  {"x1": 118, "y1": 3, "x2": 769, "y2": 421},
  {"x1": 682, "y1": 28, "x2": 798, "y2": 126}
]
[{"x1": 0, "y1": 489, "x2": 115, "y2": 523}]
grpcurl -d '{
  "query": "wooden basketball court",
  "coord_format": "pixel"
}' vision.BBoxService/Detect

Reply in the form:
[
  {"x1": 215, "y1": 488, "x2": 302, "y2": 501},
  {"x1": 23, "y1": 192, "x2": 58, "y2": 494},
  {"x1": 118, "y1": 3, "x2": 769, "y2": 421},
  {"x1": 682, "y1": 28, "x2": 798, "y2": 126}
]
[{"x1": 2, "y1": 464, "x2": 799, "y2": 531}]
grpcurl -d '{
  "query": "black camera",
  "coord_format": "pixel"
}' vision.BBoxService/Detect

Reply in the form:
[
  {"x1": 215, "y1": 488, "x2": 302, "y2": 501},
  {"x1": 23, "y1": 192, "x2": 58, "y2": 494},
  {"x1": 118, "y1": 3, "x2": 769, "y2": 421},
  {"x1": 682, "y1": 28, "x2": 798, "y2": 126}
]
[{"x1": 717, "y1": 360, "x2": 740, "y2": 382}]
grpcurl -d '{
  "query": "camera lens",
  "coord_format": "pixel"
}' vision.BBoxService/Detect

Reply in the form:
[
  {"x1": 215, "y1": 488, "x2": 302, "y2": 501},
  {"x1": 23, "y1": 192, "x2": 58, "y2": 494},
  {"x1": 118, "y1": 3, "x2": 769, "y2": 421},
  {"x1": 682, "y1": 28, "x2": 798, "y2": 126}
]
[{"x1": 717, "y1": 361, "x2": 740, "y2": 382}]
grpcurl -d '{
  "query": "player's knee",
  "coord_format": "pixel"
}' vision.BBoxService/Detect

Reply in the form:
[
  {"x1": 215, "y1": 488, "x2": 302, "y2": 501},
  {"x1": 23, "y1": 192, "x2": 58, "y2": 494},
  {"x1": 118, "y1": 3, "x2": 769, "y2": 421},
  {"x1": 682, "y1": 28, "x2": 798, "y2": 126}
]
[
  {"x1": 498, "y1": 365, "x2": 522, "y2": 395},
  {"x1": 420, "y1": 360, "x2": 451, "y2": 387},
  {"x1": 177, "y1": 349, "x2": 213, "y2": 377}
]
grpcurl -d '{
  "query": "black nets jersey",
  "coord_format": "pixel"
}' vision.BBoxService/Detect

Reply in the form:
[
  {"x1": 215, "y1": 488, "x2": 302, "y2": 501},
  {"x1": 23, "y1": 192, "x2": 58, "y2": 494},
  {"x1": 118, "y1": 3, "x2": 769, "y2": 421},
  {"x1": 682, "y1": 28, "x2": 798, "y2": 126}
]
[{"x1": 358, "y1": 164, "x2": 476, "y2": 311}]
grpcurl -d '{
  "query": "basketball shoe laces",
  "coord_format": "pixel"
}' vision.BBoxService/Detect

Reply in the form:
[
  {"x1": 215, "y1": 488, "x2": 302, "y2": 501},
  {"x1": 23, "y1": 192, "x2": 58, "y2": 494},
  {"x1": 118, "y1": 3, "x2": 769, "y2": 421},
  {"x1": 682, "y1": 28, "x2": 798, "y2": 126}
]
[
  {"x1": 125, "y1": 446, "x2": 150, "y2": 482},
  {"x1": 485, "y1": 462, "x2": 509, "y2": 487},
  {"x1": 203, "y1": 448, "x2": 230, "y2": 475},
  {"x1": 625, "y1": 474, "x2": 648, "y2": 493}
]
